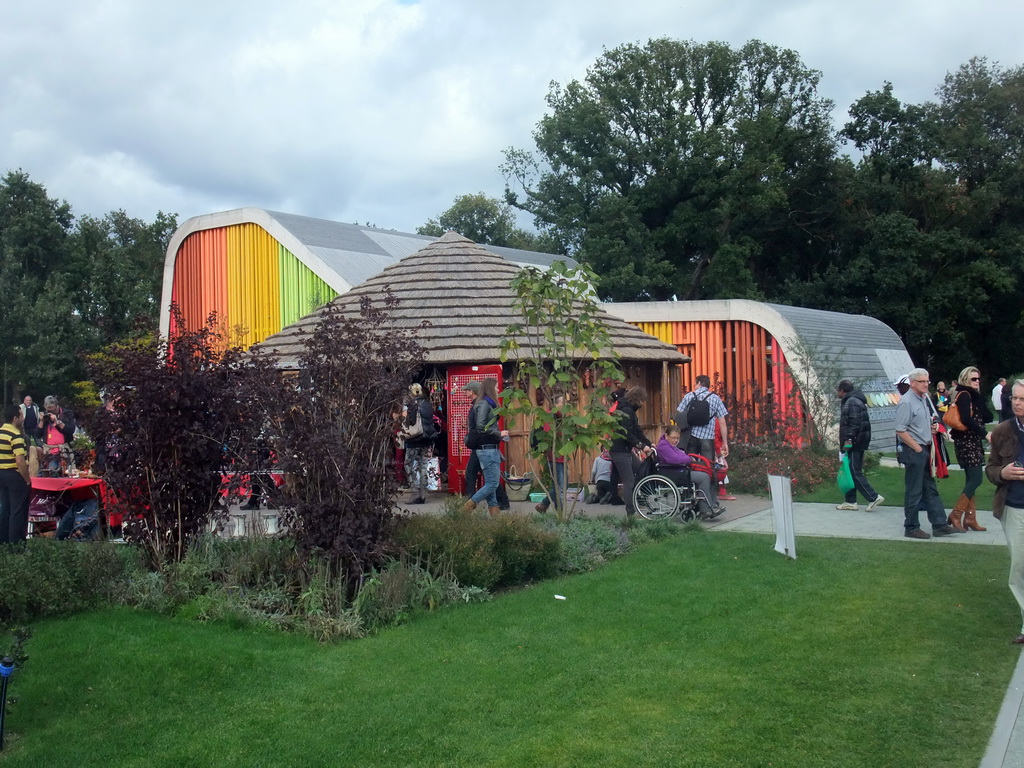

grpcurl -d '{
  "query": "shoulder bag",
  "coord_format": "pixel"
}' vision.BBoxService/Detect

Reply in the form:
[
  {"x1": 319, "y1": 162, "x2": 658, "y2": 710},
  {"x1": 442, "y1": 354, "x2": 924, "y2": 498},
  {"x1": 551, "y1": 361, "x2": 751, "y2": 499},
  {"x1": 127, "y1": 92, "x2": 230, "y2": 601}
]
[
  {"x1": 401, "y1": 409, "x2": 424, "y2": 440},
  {"x1": 942, "y1": 395, "x2": 967, "y2": 432}
]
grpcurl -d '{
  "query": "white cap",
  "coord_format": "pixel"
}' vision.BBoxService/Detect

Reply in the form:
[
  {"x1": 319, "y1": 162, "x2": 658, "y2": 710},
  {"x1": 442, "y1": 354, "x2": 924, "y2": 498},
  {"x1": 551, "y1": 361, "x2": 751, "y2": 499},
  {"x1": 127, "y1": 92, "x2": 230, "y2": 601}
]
[{"x1": 893, "y1": 374, "x2": 910, "y2": 386}]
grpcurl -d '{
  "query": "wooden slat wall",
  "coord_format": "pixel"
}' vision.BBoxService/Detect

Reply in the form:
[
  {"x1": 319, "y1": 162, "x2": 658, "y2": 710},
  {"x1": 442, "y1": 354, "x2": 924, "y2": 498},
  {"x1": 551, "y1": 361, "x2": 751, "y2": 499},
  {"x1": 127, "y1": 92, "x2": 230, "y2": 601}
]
[{"x1": 631, "y1": 318, "x2": 804, "y2": 442}]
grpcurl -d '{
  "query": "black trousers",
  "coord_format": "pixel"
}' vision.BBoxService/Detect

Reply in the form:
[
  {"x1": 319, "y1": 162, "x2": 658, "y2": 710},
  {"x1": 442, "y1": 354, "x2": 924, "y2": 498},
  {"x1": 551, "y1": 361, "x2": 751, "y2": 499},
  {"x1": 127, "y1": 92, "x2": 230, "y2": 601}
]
[
  {"x1": 0, "y1": 469, "x2": 30, "y2": 544},
  {"x1": 609, "y1": 451, "x2": 641, "y2": 516}
]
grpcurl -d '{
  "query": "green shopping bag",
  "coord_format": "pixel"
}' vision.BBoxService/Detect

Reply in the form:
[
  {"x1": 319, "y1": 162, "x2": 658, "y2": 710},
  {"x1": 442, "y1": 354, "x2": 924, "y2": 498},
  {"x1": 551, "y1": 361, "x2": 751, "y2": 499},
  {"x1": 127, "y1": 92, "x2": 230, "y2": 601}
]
[{"x1": 837, "y1": 453, "x2": 855, "y2": 495}]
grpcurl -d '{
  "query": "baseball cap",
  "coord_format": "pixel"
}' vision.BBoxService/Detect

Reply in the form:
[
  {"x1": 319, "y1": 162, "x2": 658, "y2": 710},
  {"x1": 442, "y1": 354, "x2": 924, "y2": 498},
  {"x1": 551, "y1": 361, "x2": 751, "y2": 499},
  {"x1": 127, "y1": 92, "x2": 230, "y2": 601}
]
[
  {"x1": 893, "y1": 374, "x2": 909, "y2": 387},
  {"x1": 462, "y1": 381, "x2": 481, "y2": 393}
]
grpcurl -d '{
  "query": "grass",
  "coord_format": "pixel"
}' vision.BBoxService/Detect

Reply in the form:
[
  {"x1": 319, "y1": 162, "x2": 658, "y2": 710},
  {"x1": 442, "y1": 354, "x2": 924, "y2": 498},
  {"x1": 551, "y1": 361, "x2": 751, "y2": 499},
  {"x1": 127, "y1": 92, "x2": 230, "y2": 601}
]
[
  {"x1": 793, "y1": 461, "x2": 997, "y2": 511},
  {"x1": 0, "y1": 531, "x2": 1018, "y2": 767}
]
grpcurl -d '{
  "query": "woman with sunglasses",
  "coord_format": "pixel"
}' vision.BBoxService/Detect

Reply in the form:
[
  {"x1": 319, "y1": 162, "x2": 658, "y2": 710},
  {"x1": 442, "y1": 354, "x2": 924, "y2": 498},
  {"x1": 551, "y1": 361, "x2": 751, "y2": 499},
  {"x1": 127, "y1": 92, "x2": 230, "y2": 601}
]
[{"x1": 948, "y1": 367, "x2": 993, "y2": 531}]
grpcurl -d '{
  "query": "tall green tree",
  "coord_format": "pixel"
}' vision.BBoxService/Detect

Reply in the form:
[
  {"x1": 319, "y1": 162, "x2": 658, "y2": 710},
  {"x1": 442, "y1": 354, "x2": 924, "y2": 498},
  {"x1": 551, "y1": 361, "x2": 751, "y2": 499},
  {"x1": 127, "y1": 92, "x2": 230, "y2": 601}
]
[
  {"x1": 502, "y1": 38, "x2": 841, "y2": 301},
  {"x1": 0, "y1": 170, "x2": 83, "y2": 402},
  {"x1": 417, "y1": 192, "x2": 560, "y2": 253},
  {"x1": 69, "y1": 209, "x2": 177, "y2": 347},
  {"x1": 792, "y1": 63, "x2": 1024, "y2": 375},
  {"x1": 0, "y1": 170, "x2": 177, "y2": 403}
]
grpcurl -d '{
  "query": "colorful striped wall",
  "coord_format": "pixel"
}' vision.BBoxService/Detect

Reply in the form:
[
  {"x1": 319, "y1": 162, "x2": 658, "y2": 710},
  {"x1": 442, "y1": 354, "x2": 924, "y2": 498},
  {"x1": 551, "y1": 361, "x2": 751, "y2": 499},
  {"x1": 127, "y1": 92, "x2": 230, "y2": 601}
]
[
  {"x1": 631, "y1": 318, "x2": 805, "y2": 441},
  {"x1": 169, "y1": 224, "x2": 338, "y2": 348}
]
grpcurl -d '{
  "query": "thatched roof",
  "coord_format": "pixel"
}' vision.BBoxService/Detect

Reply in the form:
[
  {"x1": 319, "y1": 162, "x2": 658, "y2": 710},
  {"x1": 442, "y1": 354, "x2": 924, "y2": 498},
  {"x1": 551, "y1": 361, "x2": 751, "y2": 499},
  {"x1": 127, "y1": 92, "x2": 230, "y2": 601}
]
[{"x1": 253, "y1": 232, "x2": 688, "y2": 366}]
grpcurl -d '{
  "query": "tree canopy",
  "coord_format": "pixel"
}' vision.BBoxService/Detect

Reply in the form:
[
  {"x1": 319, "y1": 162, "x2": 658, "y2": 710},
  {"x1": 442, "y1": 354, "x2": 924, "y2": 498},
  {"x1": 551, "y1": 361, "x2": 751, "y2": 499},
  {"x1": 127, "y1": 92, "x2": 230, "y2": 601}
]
[
  {"x1": 502, "y1": 38, "x2": 839, "y2": 302},
  {"x1": 417, "y1": 192, "x2": 560, "y2": 253},
  {"x1": 0, "y1": 170, "x2": 176, "y2": 404},
  {"x1": 500, "y1": 40, "x2": 1024, "y2": 377}
]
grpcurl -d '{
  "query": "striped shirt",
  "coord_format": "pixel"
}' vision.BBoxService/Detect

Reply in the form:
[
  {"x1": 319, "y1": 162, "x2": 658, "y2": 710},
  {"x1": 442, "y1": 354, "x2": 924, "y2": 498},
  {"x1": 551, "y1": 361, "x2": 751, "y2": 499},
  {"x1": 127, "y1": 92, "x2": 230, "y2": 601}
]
[
  {"x1": 676, "y1": 387, "x2": 728, "y2": 440},
  {"x1": 0, "y1": 423, "x2": 26, "y2": 471}
]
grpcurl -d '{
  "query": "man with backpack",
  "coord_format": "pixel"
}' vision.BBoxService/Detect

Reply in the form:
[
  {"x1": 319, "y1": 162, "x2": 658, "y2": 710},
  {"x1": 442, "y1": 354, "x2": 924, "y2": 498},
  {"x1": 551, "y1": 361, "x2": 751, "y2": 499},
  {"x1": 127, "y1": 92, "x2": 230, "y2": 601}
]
[{"x1": 675, "y1": 375, "x2": 729, "y2": 511}]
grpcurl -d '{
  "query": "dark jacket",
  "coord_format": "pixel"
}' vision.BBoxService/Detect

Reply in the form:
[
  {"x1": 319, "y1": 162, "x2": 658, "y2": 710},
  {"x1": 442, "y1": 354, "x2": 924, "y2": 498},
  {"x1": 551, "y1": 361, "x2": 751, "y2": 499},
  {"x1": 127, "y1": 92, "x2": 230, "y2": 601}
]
[
  {"x1": 469, "y1": 396, "x2": 501, "y2": 448},
  {"x1": 609, "y1": 402, "x2": 651, "y2": 454},
  {"x1": 404, "y1": 397, "x2": 435, "y2": 449},
  {"x1": 985, "y1": 418, "x2": 1021, "y2": 519},
  {"x1": 951, "y1": 385, "x2": 991, "y2": 437},
  {"x1": 42, "y1": 407, "x2": 76, "y2": 445},
  {"x1": 839, "y1": 390, "x2": 871, "y2": 450}
]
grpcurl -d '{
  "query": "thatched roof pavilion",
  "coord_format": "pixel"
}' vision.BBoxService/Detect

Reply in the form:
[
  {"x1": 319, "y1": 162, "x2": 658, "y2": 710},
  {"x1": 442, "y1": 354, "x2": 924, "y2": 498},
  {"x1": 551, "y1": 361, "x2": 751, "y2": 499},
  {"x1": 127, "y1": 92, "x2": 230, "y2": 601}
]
[
  {"x1": 254, "y1": 231, "x2": 688, "y2": 367},
  {"x1": 254, "y1": 231, "x2": 688, "y2": 493}
]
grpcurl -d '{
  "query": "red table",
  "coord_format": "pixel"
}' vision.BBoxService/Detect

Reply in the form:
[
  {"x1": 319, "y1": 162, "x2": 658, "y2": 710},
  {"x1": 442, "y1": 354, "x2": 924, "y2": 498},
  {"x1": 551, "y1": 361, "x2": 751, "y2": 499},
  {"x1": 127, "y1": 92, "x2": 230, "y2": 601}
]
[
  {"x1": 32, "y1": 476, "x2": 105, "y2": 498},
  {"x1": 30, "y1": 476, "x2": 109, "y2": 535}
]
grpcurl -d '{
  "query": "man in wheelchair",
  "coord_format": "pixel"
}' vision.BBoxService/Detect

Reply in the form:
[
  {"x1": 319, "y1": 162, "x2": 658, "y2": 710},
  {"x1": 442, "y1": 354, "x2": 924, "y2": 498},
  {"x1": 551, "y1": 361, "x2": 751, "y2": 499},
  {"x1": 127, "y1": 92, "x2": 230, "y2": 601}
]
[{"x1": 634, "y1": 425, "x2": 724, "y2": 521}]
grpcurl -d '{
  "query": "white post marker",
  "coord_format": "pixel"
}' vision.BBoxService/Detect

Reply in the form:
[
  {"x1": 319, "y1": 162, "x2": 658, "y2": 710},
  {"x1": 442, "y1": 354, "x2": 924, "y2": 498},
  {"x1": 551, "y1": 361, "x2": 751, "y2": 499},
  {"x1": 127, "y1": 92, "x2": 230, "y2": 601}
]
[{"x1": 768, "y1": 474, "x2": 797, "y2": 560}]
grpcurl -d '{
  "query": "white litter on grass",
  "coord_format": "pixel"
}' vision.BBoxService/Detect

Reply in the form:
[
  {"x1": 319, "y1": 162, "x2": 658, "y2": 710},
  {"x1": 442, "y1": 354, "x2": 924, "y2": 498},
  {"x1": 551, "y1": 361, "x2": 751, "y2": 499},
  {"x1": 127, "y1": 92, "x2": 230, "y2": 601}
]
[{"x1": 554, "y1": 595, "x2": 566, "y2": 600}]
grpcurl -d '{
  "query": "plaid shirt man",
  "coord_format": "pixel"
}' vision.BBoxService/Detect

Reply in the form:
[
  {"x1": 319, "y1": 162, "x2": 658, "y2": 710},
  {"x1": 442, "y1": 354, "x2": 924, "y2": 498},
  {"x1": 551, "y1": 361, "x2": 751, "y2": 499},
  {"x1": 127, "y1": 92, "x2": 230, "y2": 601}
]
[{"x1": 676, "y1": 386, "x2": 728, "y2": 441}]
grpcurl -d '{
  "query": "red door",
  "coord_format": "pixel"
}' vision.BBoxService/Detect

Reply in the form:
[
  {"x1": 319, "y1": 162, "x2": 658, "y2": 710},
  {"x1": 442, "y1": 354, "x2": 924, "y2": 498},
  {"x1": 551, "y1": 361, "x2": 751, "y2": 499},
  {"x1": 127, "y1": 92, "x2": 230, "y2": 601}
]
[{"x1": 447, "y1": 364, "x2": 503, "y2": 494}]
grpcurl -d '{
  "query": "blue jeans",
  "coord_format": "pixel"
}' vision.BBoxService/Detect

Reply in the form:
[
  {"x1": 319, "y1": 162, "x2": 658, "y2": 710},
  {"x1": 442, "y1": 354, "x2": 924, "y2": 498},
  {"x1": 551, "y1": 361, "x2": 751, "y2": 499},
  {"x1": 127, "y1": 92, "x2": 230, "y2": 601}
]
[
  {"x1": 470, "y1": 447, "x2": 501, "y2": 507},
  {"x1": 901, "y1": 447, "x2": 947, "y2": 531},
  {"x1": 539, "y1": 460, "x2": 565, "y2": 510}
]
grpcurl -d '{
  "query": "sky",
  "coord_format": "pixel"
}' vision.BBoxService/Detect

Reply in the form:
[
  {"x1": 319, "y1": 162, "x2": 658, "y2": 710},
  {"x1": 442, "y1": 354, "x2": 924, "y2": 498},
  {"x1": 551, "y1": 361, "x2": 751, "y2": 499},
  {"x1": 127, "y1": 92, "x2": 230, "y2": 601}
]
[{"x1": 2, "y1": 0, "x2": 1022, "y2": 235}]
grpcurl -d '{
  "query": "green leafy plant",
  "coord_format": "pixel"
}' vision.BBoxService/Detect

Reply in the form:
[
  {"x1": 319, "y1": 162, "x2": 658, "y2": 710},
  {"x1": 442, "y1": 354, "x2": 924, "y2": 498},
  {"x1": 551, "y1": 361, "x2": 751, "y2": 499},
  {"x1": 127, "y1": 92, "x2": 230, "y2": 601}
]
[
  {"x1": 394, "y1": 505, "x2": 561, "y2": 590},
  {"x1": 499, "y1": 260, "x2": 624, "y2": 521}
]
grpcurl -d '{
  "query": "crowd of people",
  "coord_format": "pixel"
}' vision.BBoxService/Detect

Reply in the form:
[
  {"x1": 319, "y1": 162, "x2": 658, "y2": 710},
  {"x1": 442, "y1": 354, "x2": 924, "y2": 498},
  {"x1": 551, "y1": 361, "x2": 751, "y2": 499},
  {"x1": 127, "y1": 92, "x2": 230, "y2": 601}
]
[
  {"x1": 832, "y1": 367, "x2": 1024, "y2": 645},
  {"x1": 395, "y1": 374, "x2": 731, "y2": 521}
]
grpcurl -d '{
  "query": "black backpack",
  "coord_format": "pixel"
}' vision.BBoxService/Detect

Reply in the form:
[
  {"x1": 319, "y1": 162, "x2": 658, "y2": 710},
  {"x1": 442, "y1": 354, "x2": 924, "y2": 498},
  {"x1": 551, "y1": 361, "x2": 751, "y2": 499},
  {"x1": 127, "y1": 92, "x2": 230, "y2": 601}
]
[{"x1": 685, "y1": 392, "x2": 712, "y2": 428}]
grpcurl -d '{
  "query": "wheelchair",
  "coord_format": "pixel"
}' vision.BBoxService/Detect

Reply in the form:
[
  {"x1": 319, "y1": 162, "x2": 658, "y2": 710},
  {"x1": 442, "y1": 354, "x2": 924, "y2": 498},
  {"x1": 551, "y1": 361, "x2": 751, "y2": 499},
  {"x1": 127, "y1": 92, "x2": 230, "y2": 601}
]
[{"x1": 631, "y1": 454, "x2": 714, "y2": 522}]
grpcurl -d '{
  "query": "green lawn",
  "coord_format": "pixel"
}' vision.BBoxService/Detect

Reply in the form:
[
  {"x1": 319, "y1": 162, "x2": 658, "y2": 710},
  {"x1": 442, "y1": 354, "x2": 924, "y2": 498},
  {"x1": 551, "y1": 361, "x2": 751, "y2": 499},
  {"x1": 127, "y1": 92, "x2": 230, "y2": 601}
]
[
  {"x1": 794, "y1": 461, "x2": 997, "y2": 512},
  {"x1": 0, "y1": 532, "x2": 1018, "y2": 767}
]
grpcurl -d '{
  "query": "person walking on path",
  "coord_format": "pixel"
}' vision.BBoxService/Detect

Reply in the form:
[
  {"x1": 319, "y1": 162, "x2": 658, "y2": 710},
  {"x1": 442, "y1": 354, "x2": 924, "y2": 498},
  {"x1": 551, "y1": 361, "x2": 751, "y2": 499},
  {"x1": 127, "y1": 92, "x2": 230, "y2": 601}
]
[
  {"x1": 895, "y1": 368, "x2": 958, "y2": 539},
  {"x1": 948, "y1": 366, "x2": 993, "y2": 532},
  {"x1": 463, "y1": 377, "x2": 508, "y2": 516},
  {"x1": 835, "y1": 380, "x2": 884, "y2": 512},
  {"x1": 461, "y1": 381, "x2": 510, "y2": 510},
  {"x1": 984, "y1": 379, "x2": 1024, "y2": 643}
]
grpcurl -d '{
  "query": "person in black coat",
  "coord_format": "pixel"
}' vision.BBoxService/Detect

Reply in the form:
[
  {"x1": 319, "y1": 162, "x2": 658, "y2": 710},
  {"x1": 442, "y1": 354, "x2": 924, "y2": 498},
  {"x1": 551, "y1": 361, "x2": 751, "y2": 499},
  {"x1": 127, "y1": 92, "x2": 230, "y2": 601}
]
[
  {"x1": 403, "y1": 384, "x2": 437, "y2": 504},
  {"x1": 836, "y1": 380, "x2": 884, "y2": 512},
  {"x1": 948, "y1": 366, "x2": 993, "y2": 531},
  {"x1": 608, "y1": 386, "x2": 653, "y2": 517}
]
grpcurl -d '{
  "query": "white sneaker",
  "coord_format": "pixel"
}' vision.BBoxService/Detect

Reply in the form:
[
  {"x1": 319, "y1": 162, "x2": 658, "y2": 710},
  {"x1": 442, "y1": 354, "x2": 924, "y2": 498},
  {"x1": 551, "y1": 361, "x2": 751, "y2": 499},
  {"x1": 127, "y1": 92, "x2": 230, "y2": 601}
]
[
  {"x1": 866, "y1": 495, "x2": 884, "y2": 512},
  {"x1": 835, "y1": 502, "x2": 859, "y2": 511}
]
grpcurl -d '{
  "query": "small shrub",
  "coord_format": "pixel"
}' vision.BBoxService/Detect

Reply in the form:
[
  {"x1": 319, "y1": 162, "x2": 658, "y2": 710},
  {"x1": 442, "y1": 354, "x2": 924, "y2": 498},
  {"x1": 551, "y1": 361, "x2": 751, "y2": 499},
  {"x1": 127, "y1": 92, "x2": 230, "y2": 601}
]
[
  {"x1": 353, "y1": 558, "x2": 484, "y2": 632},
  {"x1": 727, "y1": 443, "x2": 835, "y2": 495},
  {"x1": 394, "y1": 506, "x2": 561, "y2": 590},
  {"x1": 536, "y1": 516, "x2": 627, "y2": 574},
  {"x1": 628, "y1": 518, "x2": 682, "y2": 543},
  {"x1": 0, "y1": 540, "x2": 134, "y2": 624}
]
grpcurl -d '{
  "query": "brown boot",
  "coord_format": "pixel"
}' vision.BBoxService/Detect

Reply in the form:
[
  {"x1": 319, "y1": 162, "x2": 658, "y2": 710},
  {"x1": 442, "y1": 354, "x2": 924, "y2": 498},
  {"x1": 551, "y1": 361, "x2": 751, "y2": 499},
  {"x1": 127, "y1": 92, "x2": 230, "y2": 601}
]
[
  {"x1": 963, "y1": 497, "x2": 987, "y2": 531},
  {"x1": 462, "y1": 499, "x2": 477, "y2": 513},
  {"x1": 488, "y1": 506, "x2": 500, "y2": 516},
  {"x1": 947, "y1": 494, "x2": 968, "y2": 532}
]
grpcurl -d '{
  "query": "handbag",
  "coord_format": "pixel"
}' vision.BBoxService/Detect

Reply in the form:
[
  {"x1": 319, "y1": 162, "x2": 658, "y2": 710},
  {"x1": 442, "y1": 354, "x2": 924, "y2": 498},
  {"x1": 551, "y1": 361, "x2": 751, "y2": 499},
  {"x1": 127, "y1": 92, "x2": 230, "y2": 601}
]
[
  {"x1": 401, "y1": 409, "x2": 424, "y2": 440},
  {"x1": 942, "y1": 400, "x2": 966, "y2": 432},
  {"x1": 837, "y1": 453, "x2": 855, "y2": 495}
]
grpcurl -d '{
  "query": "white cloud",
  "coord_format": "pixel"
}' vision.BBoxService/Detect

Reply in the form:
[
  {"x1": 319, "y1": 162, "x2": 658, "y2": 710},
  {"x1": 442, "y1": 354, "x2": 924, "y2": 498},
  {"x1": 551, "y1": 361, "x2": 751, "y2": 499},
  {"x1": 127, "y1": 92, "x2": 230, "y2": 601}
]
[{"x1": 1, "y1": 0, "x2": 1021, "y2": 232}]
